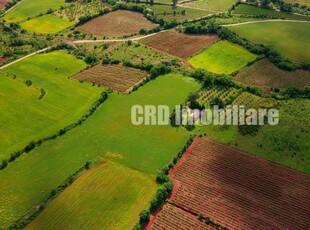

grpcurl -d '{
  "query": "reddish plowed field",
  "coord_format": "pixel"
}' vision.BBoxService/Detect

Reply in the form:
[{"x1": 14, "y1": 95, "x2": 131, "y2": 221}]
[
  {"x1": 0, "y1": 56, "x2": 9, "y2": 64},
  {"x1": 72, "y1": 64, "x2": 148, "y2": 93},
  {"x1": 0, "y1": 0, "x2": 9, "y2": 9},
  {"x1": 76, "y1": 10, "x2": 158, "y2": 37},
  {"x1": 149, "y1": 203, "x2": 216, "y2": 230},
  {"x1": 171, "y1": 138, "x2": 310, "y2": 230},
  {"x1": 139, "y1": 31, "x2": 219, "y2": 59}
]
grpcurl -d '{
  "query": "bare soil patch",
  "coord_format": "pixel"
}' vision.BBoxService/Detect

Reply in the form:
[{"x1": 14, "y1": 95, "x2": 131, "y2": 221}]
[
  {"x1": 72, "y1": 64, "x2": 149, "y2": 93},
  {"x1": 0, "y1": 0, "x2": 9, "y2": 9},
  {"x1": 149, "y1": 203, "x2": 217, "y2": 230},
  {"x1": 76, "y1": 10, "x2": 158, "y2": 37},
  {"x1": 0, "y1": 56, "x2": 9, "y2": 64},
  {"x1": 170, "y1": 138, "x2": 310, "y2": 230},
  {"x1": 235, "y1": 59, "x2": 310, "y2": 88},
  {"x1": 139, "y1": 31, "x2": 219, "y2": 59}
]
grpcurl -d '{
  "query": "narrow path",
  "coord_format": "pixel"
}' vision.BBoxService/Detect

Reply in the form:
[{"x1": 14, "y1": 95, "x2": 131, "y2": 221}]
[
  {"x1": 0, "y1": 47, "x2": 50, "y2": 70},
  {"x1": 3, "y1": 0, "x2": 24, "y2": 15},
  {"x1": 222, "y1": 19, "x2": 310, "y2": 27}
]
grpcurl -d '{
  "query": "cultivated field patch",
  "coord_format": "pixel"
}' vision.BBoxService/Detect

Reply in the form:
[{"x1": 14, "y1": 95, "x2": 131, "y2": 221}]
[
  {"x1": 235, "y1": 59, "x2": 310, "y2": 88},
  {"x1": 181, "y1": 0, "x2": 235, "y2": 12},
  {"x1": 3, "y1": 0, "x2": 68, "y2": 22},
  {"x1": 0, "y1": 74, "x2": 199, "y2": 228},
  {"x1": 25, "y1": 161, "x2": 156, "y2": 230},
  {"x1": 20, "y1": 14, "x2": 73, "y2": 34},
  {"x1": 0, "y1": 51, "x2": 101, "y2": 162},
  {"x1": 229, "y1": 21, "x2": 310, "y2": 63},
  {"x1": 150, "y1": 203, "x2": 216, "y2": 230},
  {"x1": 76, "y1": 10, "x2": 158, "y2": 37},
  {"x1": 72, "y1": 64, "x2": 149, "y2": 93},
  {"x1": 188, "y1": 40, "x2": 257, "y2": 74},
  {"x1": 170, "y1": 138, "x2": 310, "y2": 230},
  {"x1": 139, "y1": 31, "x2": 219, "y2": 59},
  {"x1": 233, "y1": 4, "x2": 310, "y2": 20}
]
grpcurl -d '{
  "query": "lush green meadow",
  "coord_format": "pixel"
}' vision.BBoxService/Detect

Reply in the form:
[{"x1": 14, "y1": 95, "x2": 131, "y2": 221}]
[
  {"x1": 0, "y1": 51, "x2": 102, "y2": 162},
  {"x1": 188, "y1": 40, "x2": 257, "y2": 74},
  {"x1": 0, "y1": 74, "x2": 199, "y2": 228},
  {"x1": 3, "y1": 0, "x2": 68, "y2": 22},
  {"x1": 233, "y1": 4, "x2": 310, "y2": 20},
  {"x1": 228, "y1": 21, "x2": 310, "y2": 63},
  {"x1": 25, "y1": 161, "x2": 156, "y2": 230},
  {"x1": 182, "y1": 0, "x2": 235, "y2": 12},
  {"x1": 20, "y1": 15, "x2": 73, "y2": 34}
]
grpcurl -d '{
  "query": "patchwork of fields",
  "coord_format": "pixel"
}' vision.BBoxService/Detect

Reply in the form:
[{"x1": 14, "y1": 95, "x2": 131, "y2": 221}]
[
  {"x1": 0, "y1": 0, "x2": 309, "y2": 229},
  {"x1": 167, "y1": 138, "x2": 310, "y2": 229}
]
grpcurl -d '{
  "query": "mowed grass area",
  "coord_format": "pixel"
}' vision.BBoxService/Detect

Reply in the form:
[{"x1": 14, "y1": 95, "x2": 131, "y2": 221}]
[
  {"x1": 3, "y1": 0, "x2": 68, "y2": 22},
  {"x1": 20, "y1": 15, "x2": 73, "y2": 34},
  {"x1": 229, "y1": 21, "x2": 310, "y2": 63},
  {"x1": 181, "y1": 0, "x2": 235, "y2": 12},
  {"x1": 25, "y1": 161, "x2": 156, "y2": 230},
  {"x1": 233, "y1": 4, "x2": 310, "y2": 20},
  {"x1": 0, "y1": 51, "x2": 102, "y2": 162},
  {"x1": 188, "y1": 40, "x2": 257, "y2": 74},
  {"x1": 76, "y1": 10, "x2": 158, "y2": 37},
  {"x1": 235, "y1": 59, "x2": 310, "y2": 88},
  {"x1": 0, "y1": 74, "x2": 199, "y2": 228}
]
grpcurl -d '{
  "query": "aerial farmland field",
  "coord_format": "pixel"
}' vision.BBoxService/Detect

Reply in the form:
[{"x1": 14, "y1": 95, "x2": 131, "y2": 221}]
[
  {"x1": 20, "y1": 14, "x2": 73, "y2": 34},
  {"x1": 76, "y1": 10, "x2": 158, "y2": 37},
  {"x1": 3, "y1": 0, "x2": 68, "y2": 22},
  {"x1": 0, "y1": 74, "x2": 199, "y2": 228},
  {"x1": 228, "y1": 21, "x2": 310, "y2": 63},
  {"x1": 188, "y1": 40, "x2": 257, "y2": 74},
  {"x1": 235, "y1": 59, "x2": 310, "y2": 88},
  {"x1": 139, "y1": 31, "x2": 219, "y2": 59},
  {"x1": 72, "y1": 64, "x2": 149, "y2": 93},
  {"x1": 168, "y1": 138, "x2": 310, "y2": 229},
  {"x1": 0, "y1": 51, "x2": 101, "y2": 162},
  {"x1": 25, "y1": 161, "x2": 156, "y2": 230},
  {"x1": 0, "y1": 0, "x2": 309, "y2": 229}
]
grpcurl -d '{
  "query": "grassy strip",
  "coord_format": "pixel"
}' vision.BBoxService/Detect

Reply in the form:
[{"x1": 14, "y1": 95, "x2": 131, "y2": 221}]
[
  {"x1": 0, "y1": 91, "x2": 109, "y2": 171},
  {"x1": 7, "y1": 162, "x2": 92, "y2": 230},
  {"x1": 132, "y1": 135, "x2": 195, "y2": 230}
]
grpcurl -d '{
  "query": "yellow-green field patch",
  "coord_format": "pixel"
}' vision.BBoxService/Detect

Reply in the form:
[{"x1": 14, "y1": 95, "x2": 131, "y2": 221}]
[
  {"x1": 25, "y1": 161, "x2": 156, "y2": 230},
  {"x1": 21, "y1": 15, "x2": 73, "y2": 34},
  {"x1": 188, "y1": 40, "x2": 257, "y2": 74}
]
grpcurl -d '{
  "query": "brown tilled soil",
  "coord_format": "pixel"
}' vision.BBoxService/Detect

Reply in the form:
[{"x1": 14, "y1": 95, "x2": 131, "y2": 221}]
[
  {"x1": 0, "y1": 56, "x2": 9, "y2": 64},
  {"x1": 0, "y1": 0, "x2": 9, "y2": 9},
  {"x1": 72, "y1": 64, "x2": 149, "y2": 93},
  {"x1": 170, "y1": 138, "x2": 310, "y2": 230},
  {"x1": 149, "y1": 203, "x2": 217, "y2": 230},
  {"x1": 76, "y1": 10, "x2": 158, "y2": 37},
  {"x1": 235, "y1": 59, "x2": 310, "y2": 88},
  {"x1": 139, "y1": 31, "x2": 219, "y2": 59}
]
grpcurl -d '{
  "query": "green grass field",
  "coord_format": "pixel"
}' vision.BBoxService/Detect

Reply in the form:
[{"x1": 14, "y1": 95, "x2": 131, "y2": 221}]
[
  {"x1": 0, "y1": 51, "x2": 101, "y2": 162},
  {"x1": 20, "y1": 14, "x2": 73, "y2": 34},
  {"x1": 25, "y1": 161, "x2": 156, "y2": 230},
  {"x1": 233, "y1": 4, "x2": 310, "y2": 20},
  {"x1": 182, "y1": 0, "x2": 235, "y2": 12},
  {"x1": 188, "y1": 40, "x2": 257, "y2": 74},
  {"x1": 0, "y1": 74, "x2": 199, "y2": 228},
  {"x1": 229, "y1": 21, "x2": 310, "y2": 63},
  {"x1": 3, "y1": 0, "x2": 68, "y2": 22}
]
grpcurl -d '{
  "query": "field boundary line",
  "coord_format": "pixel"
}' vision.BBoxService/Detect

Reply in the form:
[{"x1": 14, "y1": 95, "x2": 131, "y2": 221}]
[
  {"x1": 0, "y1": 47, "x2": 50, "y2": 70},
  {"x1": 222, "y1": 19, "x2": 310, "y2": 27}
]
